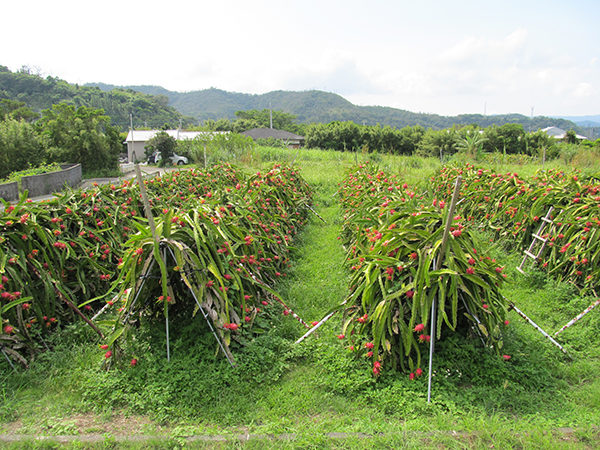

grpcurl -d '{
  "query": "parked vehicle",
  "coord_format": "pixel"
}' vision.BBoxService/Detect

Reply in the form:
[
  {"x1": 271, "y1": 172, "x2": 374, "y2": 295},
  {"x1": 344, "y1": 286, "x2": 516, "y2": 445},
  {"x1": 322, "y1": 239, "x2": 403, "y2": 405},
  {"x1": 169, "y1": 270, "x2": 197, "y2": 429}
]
[{"x1": 148, "y1": 152, "x2": 188, "y2": 165}]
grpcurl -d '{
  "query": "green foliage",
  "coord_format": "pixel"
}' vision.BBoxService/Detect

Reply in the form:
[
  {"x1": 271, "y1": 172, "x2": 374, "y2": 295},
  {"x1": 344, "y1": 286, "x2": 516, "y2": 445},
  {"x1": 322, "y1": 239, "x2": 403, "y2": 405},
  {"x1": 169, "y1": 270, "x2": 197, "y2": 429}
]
[
  {"x1": 0, "y1": 163, "x2": 312, "y2": 368},
  {"x1": 255, "y1": 137, "x2": 288, "y2": 148},
  {"x1": 181, "y1": 132, "x2": 255, "y2": 166},
  {"x1": 0, "y1": 67, "x2": 193, "y2": 130},
  {"x1": 144, "y1": 130, "x2": 176, "y2": 167},
  {"x1": 234, "y1": 109, "x2": 300, "y2": 133},
  {"x1": 304, "y1": 122, "x2": 425, "y2": 154},
  {"x1": 201, "y1": 118, "x2": 235, "y2": 132},
  {"x1": 0, "y1": 119, "x2": 46, "y2": 179},
  {"x1": 336, "y1": 163, "x2": 509, "y2": 375},
  {"x1": 415, "y1": 127, "x2": 459, "y2": 158},
  {"x1": 430, "y1": 164, "x2": 600, "y2": 293},
  {"x1": 565, "y1": 129, "x2": 579, "y2": 144},
  {"x1": 100, "y1": 164, "x2": 312, "y2": 367},
  {"x1": 38, "y1": 103, "x2": 118, "y2": 173},
  {"x1": 2, "y1": 162, "x2": 62, "y2": 187},
  {"x1": 0, "y1": 99, "x2": 39, "y2": 123},
  {"x1": 117, "y1": 85, "x2": 586, "y2": 135},
  {"x1": 455, "y1": 130, "x2": 487, "y2": 158}
]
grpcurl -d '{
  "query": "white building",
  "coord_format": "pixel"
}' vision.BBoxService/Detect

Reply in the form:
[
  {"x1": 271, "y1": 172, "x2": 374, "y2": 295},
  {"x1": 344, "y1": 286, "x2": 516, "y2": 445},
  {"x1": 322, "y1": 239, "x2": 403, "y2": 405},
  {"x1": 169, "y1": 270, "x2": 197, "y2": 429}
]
[
  {"x1": 124, "y1": 130, "x2": 227, "y2": 162},
  {"x1": 541, "y1": 126, "x2": 587, "y2": 141}
]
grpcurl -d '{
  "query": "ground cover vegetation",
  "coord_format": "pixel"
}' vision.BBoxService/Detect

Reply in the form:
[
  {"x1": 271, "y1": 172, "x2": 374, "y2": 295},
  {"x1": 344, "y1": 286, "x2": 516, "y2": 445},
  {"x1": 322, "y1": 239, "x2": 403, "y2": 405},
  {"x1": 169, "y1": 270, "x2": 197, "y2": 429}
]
[{"x1": 2, "y1": 143, "x2": 600, "y2": 449}]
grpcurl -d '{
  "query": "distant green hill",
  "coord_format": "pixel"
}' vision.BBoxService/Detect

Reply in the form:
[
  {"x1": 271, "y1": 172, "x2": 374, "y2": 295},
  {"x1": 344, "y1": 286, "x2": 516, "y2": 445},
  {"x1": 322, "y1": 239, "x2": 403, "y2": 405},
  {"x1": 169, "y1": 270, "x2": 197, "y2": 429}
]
[
  {"x1": 88, "y1": 83, "x2": 584, "y2": 133},
  {"x1": 0, "y1": 67, "x2": 193, "y2": 130}
]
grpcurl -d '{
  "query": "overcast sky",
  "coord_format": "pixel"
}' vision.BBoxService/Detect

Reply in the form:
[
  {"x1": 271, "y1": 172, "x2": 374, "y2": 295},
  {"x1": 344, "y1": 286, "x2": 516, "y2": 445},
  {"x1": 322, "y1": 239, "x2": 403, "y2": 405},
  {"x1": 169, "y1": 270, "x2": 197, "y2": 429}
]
[{"x1": 3, "y1": 0, "x2": 599, "y2": 117}]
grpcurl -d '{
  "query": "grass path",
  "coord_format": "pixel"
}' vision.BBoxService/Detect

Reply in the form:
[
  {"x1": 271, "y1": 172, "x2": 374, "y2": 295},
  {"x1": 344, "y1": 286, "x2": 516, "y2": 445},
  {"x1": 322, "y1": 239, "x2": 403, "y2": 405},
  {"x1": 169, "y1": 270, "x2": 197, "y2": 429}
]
[{"x1": 278, "y1": 161, "x2": 350, "y2": 329}]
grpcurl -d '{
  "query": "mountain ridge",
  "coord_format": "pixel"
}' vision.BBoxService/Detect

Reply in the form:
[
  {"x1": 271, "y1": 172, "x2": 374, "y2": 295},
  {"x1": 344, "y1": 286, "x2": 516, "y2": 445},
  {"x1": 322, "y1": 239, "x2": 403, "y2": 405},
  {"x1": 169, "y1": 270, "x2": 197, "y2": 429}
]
[{"x1": 86, "y1": 83, "x2": 586, "y2": 134}]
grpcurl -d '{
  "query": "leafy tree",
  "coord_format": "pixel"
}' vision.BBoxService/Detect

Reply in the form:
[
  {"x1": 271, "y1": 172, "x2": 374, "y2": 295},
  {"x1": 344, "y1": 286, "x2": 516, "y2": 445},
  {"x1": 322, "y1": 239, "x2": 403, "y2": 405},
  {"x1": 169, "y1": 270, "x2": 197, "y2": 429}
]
[
  {"x1": 525, "y1": 129, "x2": 557, "y2": 158},
  {"x1": 255, "y1": 137, "x2": 287, "y2": 148},
  {"x1": 203, "y1": 118, "x2": 234, "y2": 132},
  {"x1": 416, "y1": 128, "x2": 459, "y2": 157},
  {"x1": 304, "y1": 122, "x2": 426, "y2": 154},
  {"x1": 38, "y1": 103, "x2": 117, "y2": 174},
  {"x1": 564, "y1": 129, "x2": 578, "y2": 145},
  {"x1": 234, "y1": 109, "x2": 299, "y2": 133},
  {"x1": 232, "y1": 118, "x2": 260, "y2": 133},
  {"x1": 0, "y1": 119, "x2": 45, "y2": 179},
  {"x1": 395, "y1": 125, "x2": 425, "y2": 155},
  {"x1": 483, "y1": 123, "x2": 525, "y2": 154},
  {"x1": 105, "y1": 124, "x2": 126, "y2": 157},
  {"x1": 0, "y1": 67, "x2": 194, "y2": 130},
  {"x1": 145, "y1": 131, "x2": 177, "y2": 167},
  {"x1": 0, "y1": 99, "x2": 39, "y2": 122}
]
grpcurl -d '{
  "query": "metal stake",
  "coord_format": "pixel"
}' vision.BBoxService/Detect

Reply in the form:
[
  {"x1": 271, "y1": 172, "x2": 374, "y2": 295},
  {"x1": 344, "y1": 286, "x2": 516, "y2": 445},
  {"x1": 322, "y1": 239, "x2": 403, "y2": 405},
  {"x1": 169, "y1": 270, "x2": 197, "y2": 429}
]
[
  {"x1": 555, "y1": 299, "x2": 600, "y2": 336},
  {"x1": 295, "y1": 310, "x2": 339, "y2": 344},
  {"x1": 164, "y1": 246, "x2": 170, "y2": 362},
  {"x1": 427, "y1": 294, "x2": 436, "y2": 403},
  {"x1": 0, "y1": 345, "x2": 16, "y2": 372},
  {"x1": 509, "y1": 301, "x2": 570, "y2": 356}
]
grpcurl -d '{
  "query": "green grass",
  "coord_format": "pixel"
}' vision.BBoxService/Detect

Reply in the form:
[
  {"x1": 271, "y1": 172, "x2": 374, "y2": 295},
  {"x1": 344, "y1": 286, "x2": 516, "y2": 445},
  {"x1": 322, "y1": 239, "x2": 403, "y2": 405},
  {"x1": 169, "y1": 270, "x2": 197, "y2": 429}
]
[{"x1": 2, "y1": 150, "x2": 600, "y2": 449}]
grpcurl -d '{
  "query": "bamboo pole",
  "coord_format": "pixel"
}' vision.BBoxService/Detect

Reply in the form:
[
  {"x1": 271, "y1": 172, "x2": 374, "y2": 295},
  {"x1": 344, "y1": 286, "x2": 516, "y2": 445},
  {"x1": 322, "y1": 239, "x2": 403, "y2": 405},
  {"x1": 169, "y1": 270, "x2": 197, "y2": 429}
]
[
  {"x1": 134, "y1": 164, "x2": 157, "y2": 241},
  {"x1": 428, "y1": 176, "x2": 462, "y2": 404}
]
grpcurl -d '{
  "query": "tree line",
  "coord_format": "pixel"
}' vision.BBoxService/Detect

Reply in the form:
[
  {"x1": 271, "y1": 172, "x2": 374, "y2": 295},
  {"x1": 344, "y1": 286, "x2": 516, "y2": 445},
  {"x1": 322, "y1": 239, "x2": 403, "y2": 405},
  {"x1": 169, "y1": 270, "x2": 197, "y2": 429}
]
[
  {"x1": 0, "y1": 66, "x2": 193, "y2": 130},
  {"x1": 301, "y1": 121, "x2": 594, "y2": 157},
  {"x1": 0, "y1": 100, "x2": 122, "y2": 179}
]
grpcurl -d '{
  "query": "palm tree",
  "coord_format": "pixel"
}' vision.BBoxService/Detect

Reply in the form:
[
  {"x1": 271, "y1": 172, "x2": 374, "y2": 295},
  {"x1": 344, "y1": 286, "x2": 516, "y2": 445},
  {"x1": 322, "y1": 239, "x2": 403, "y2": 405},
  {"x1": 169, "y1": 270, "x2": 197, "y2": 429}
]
[{"x1": 455, "y1": 132, "x2": 488, "y2": 158}]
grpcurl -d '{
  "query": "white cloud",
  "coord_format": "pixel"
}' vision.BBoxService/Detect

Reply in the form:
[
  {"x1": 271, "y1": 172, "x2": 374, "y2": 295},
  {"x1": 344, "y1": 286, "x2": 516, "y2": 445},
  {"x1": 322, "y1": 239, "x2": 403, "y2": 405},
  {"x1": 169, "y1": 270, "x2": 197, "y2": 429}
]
[
  {"x1": 573, "y1": 82, "x2": 594, "y2": 97},
  {"x1": 438, "y1": 28, "x2": 529, "y2": 66},
  {"x1": 281, "y1": 52, "x2": 388, "y2": 97}
]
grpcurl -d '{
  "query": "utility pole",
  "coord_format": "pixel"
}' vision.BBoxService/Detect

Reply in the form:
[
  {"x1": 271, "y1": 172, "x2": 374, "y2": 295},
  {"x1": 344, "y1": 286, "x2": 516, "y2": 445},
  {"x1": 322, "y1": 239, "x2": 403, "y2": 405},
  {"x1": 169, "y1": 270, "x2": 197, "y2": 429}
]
[
  {"x1": 269, "y1": 102, "x2": 273, "y2": 129},
  {"x1": 129, "y1": 114, "x2": 135, "y2": 163},
  {"x1": 484, "y1": 102, "x2": 486, "y2": 116},
  {"x1": 530, "y1": 107, "x2": 534, "y2": 132}
]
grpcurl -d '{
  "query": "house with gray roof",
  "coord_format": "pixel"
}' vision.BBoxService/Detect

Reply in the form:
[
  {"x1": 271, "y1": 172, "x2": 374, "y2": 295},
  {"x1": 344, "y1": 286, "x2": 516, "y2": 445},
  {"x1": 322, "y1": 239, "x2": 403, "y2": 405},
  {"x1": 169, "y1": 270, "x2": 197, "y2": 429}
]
[{"x1": 541, "y1": 126, "x2": 587, "y2": 141}]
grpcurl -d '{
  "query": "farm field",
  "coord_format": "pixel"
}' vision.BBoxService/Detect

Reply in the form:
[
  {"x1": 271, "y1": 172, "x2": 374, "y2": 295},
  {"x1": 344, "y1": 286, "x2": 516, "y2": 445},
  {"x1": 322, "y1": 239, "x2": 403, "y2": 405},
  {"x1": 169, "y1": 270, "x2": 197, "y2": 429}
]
[{"x1": 2, "y1": 148, "x2": 600, "y2": 449}]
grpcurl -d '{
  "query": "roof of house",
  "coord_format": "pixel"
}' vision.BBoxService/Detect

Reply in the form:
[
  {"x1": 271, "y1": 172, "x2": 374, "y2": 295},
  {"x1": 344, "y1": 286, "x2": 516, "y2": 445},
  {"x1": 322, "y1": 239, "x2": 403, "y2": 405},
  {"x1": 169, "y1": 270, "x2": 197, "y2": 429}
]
[
  {"x1": 541, "y1": 126, "x2": 587, "y2": 140},
  {"x1": 240, "y1": 128, "x2": 304, "y2": 141},
  {"x1": 124, "y1": 130, "x2": 228, "y2": 142}
]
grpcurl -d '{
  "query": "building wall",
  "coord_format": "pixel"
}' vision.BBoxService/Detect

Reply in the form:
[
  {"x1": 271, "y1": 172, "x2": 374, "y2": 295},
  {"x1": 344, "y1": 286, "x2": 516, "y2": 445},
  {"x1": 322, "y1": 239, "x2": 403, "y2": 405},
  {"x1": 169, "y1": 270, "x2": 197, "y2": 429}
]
[
  {"x1": 20, "y1": 164, "x2": 82, "y2": 198},
  {"x1": 0, "y1": 181, "x2": 19, "y2": 202},
  {"x1": 127, "y1": 141, "x2": 148, "y2": 163}
]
